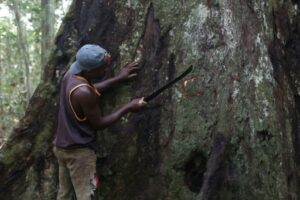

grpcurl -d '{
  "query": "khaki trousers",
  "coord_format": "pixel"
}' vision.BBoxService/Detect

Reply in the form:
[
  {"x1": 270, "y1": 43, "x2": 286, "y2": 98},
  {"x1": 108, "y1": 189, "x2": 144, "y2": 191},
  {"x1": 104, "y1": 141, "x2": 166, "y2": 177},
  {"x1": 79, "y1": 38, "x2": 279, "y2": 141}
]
[{"x1": 53, "y1": 146, "x2": 97, "y2": 200}]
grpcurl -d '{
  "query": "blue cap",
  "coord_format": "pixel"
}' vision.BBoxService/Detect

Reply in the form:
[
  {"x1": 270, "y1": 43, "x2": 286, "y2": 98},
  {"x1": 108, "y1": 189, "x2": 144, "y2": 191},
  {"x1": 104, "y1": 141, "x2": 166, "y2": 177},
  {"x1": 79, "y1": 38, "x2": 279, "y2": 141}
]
[{"x1": 69, "y1": 44, "x2": 107, "y2": 74}]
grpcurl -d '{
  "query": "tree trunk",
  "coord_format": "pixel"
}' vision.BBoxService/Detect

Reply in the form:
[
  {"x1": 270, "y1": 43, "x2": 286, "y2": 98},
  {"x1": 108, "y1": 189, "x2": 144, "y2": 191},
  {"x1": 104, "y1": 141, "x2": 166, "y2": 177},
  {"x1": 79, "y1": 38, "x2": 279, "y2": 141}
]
[
  {"x1": 10, "y1": 0, "x2": 32, "y2": 102},
  {"x1": 0, "y1": 42, "x2": 3, "y2": 117},
  {"x1": 0, "y1": 0, "x2": 300, "y2": 199},
  {"x1": 41, "y1": 0, "x2": 55, "y2": 68}
]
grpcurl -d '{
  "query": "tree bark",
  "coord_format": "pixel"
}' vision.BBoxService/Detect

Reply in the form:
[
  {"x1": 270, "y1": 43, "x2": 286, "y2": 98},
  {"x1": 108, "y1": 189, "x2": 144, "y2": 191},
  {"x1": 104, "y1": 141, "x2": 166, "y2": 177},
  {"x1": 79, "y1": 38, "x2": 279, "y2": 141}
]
[{"x1": 0, "y1": 0, "x2": 300, "y2": 200}]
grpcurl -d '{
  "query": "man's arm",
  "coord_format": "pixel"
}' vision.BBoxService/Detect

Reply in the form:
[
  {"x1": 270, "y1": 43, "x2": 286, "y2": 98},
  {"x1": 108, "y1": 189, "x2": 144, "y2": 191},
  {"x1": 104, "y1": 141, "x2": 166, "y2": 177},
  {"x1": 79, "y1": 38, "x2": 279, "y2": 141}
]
[
  {"x1": 93, "y1": 75, "x2": 124, "y2": 93},
  {"x1": 94, "y1": 62, "x2": 139, "y2": 92},
  {"x1": 73, "y1": 86, "x2": 145, "y2": 130}
]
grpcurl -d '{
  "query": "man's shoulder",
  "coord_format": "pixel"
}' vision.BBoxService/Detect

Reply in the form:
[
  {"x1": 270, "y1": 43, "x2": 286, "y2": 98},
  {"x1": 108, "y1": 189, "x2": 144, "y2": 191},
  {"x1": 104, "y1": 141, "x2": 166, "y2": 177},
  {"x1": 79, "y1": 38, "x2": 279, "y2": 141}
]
[
  {"x1": 72, "y1": 85, "x2": 98, "y2": 105},
  {"x1": 73, "y1": 85, "x2": 97, "y2": 98}
]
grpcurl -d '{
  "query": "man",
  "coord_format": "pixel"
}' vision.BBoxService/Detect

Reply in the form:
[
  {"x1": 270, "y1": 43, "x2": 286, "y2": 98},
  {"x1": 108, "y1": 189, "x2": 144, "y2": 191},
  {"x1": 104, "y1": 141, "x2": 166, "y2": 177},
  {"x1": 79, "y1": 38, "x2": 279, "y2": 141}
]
[{"x1": 53, "y1": 44, "x2": 146, "y2": 200}]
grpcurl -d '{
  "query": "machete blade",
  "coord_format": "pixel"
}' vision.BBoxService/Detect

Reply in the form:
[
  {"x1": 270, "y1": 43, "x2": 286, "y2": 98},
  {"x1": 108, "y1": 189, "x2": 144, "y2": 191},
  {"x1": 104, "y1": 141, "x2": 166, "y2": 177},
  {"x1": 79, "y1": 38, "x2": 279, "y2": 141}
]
[{"x1": 144, "y1": 65, "x2": 193, "y2": 102}]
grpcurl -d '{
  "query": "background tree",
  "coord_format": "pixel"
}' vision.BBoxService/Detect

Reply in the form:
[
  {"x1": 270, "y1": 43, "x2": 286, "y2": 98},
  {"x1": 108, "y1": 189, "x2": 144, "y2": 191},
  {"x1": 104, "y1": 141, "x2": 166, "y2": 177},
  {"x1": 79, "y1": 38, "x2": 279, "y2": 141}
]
[
  {"x1": 0, "y1": 0, "x2": 300, "y2": 200},
  {"x1": 41, "y1": 0, "x2": 55, "y2": 67},
  {"x1": 0, "y1": 0, "x2": 71, "y2": 142},
  {"x1": 9, "y1": 0, "x2": 32, "y2": 101}
]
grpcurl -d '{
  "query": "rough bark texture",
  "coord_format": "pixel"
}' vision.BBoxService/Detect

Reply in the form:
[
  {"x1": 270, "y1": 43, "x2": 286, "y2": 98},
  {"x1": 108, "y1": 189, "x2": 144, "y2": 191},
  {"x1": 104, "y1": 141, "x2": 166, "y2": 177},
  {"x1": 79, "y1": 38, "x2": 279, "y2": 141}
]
[{"x1": 0, "y1": 0, "x2": 300, "y2": 199}]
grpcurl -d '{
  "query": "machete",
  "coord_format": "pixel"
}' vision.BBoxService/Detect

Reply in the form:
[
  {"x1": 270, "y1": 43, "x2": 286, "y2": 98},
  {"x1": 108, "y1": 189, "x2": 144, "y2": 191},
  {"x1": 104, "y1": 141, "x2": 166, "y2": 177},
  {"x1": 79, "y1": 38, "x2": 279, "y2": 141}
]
[{"x1": 144, "y1": 65, "x2": 193, "y2": 102}]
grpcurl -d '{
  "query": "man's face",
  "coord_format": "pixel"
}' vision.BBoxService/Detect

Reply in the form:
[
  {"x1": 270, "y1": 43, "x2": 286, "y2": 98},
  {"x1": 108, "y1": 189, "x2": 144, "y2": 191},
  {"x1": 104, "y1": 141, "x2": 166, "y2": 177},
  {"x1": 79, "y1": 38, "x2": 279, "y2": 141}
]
[{"x1": 92, "y1": 64, "x2": 108, "y2": 79}]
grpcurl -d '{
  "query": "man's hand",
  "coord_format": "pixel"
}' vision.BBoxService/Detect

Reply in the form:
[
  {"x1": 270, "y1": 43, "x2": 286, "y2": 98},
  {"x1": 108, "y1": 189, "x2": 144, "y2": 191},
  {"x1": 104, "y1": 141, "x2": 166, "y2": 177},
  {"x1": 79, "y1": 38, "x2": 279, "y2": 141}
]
[
  {"x1": 118, "y1": 62, "x2": 140, "y2": 81},
  {"x1": 128, "y1": 97, "x2": 147, "y2": 112},
  {"x1": 93, "y1": 62, "x2": 140, "y2": 93}
]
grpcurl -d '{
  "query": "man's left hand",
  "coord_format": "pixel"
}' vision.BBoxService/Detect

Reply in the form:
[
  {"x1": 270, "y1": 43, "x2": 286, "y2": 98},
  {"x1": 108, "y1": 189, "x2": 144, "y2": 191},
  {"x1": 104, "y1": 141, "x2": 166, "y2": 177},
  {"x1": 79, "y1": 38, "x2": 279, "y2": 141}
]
[{"x1": 118, "y1": 62, "x2": 140, "y2": 81}]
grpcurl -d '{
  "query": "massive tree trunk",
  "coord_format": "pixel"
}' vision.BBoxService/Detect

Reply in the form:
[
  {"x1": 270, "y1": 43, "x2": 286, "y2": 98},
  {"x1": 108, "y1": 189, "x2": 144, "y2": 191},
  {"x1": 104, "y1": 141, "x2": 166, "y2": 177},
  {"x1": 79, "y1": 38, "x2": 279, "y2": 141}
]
[{"x1": 0, "y1": 0, "x2": 300, "y2": 199}]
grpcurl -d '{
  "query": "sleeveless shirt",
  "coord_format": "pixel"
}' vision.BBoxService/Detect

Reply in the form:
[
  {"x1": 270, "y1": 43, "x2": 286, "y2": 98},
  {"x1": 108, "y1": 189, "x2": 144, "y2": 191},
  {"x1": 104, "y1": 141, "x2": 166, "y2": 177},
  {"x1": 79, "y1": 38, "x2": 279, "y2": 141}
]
[{"x1": 53, "y1": 71, "x2": 101, "y2": 149}]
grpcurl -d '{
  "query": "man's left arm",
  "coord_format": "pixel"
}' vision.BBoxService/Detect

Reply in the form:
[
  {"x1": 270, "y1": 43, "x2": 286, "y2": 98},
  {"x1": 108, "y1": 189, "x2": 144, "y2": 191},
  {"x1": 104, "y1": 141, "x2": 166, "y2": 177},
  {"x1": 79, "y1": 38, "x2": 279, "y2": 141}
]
[{"x1": 94, "y1": 62, "x2": 139, "y2": 92}]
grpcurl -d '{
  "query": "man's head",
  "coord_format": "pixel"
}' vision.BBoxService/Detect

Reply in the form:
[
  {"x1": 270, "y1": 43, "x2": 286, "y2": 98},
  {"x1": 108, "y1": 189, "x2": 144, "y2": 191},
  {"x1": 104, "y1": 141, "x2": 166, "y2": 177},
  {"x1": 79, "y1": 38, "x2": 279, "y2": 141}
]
[{"x1": 69, "y1": 44, "x2": 111, "y2": 75}]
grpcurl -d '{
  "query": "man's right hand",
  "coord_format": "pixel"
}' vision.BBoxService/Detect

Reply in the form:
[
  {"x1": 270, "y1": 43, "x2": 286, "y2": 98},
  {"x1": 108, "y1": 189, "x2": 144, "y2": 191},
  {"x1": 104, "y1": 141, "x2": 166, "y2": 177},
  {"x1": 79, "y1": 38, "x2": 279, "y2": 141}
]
[{"x1": 128, "y1": 97, "x2": 147, "y2": 112}]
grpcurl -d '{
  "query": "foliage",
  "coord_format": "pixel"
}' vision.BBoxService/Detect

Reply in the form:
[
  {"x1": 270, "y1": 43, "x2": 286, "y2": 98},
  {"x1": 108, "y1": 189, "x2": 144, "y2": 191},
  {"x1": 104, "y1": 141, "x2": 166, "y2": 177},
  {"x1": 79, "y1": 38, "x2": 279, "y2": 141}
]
[{"x1": 0, "y1": 0, "x2": 72, "y2": 143}]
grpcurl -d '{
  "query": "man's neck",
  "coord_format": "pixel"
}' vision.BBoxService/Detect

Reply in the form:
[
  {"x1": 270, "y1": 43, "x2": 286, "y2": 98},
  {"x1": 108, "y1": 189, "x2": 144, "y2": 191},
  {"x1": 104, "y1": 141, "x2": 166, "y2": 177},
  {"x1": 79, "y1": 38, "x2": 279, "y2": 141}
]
[{"x1": 76, "y1": 73, "x2": 93, "y2": 84}]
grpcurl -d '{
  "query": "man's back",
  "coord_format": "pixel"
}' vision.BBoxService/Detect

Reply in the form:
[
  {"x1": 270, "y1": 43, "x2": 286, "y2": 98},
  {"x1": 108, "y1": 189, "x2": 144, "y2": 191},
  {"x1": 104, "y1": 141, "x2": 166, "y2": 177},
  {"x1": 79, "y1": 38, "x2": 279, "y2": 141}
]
[{"x1": 53, "y1": 71, "x2": 100, "y2": 149}]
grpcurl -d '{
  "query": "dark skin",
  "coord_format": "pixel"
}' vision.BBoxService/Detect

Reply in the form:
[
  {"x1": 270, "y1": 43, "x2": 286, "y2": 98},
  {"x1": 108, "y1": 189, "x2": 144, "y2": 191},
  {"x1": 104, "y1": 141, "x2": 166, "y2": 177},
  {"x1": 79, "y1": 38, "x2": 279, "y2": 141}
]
[{"x1": 71, "y1": 62, "x2": 146, "y2": 130}]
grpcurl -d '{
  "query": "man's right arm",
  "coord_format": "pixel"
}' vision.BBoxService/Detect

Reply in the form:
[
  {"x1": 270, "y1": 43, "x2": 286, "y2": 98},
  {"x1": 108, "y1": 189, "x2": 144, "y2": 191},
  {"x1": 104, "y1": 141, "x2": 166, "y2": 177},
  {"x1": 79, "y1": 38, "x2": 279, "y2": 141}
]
[{"x1": 74, "y1": 87, "x2": 146, "y2": 130}]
